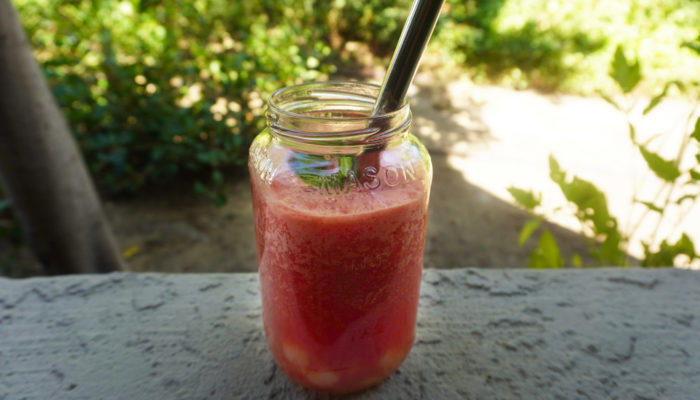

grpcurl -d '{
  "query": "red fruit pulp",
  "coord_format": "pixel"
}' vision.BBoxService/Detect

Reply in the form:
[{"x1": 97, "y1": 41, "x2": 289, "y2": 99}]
[{"x1": 251, "y1": 171, "x2": 429, "y2": 394}]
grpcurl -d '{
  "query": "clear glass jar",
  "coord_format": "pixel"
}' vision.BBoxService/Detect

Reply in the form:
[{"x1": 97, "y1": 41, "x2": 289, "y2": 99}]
[{"x1": 248, "y1": 81, "x2": 432, "y2": 394}]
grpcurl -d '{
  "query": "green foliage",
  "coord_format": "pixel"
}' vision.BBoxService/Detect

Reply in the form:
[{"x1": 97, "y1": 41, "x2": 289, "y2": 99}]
[
  {"x1": 529, "y1": 229, "x2": 564, "y2": 268},
  {"x1": 16, "y1": 0, "x2": 334, "y2": 194},
  {"x1": 637, "y1": 146, "x2": 681, "y2": 183},
  {"x1": 636, "y1": 200, "x2": 663, "y2": 214},
  {"x1": 684, "y1": 35, "x2": 700, "y2": 55},
  {"x1": 15, "y1": 0, "x2": 700, "y2": 197},
  {"x1": 435, "y1": 0, "x2": 700, "y2": 94},
  {"x1": 518, "y1": 218, "x2": 542, "y2": 247},
  {"x1": 643, "y1": 81, "x2": 682, "y2": 115},
  {"x1": 549, "y1": 156, "x2": 619, "y2": 239},
  {"x1": 327, "y1": 0, "x2": 413, "y2": 54},
  {"x1": 551, "y1": 156, "x2": 626, "y2": 266},
  {"x1": 642, "y1": 234, "x2": 696, "y2": 267},
  {"x1": 692, "y1": 116, "x2": 700, "y2": 142},
  {"x1": 509, "y1": 46, "x2": 700, "y2": 268},
  {"x1": 194, "y1": 170, "x2": 227, "y2": 207},
  {"x1": 507, "y1": 187, "x2": 541, "y2": 212},
  {"x1": 609, "y1": 46, "x2": 641, "y2": 94}
]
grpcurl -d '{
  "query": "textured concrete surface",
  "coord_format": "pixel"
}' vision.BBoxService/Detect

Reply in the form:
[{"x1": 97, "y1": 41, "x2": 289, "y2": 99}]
[{"x1": 1, "y1": 269, "x2": 699, "y2": 399}]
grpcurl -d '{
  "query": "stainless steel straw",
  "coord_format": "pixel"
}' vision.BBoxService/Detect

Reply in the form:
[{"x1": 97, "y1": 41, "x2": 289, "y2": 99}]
[{"x1": 372, "y1": 0, "x2": 445, "y2": 116}]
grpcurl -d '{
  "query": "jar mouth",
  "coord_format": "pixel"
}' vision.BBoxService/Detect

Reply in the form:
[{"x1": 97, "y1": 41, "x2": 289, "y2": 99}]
[
  {"x1": 266, "y1": 81, "x2": 411, "y2": 150},
  {"x1": 268, "y1": 81, "x2": 410, "y2": 122}
]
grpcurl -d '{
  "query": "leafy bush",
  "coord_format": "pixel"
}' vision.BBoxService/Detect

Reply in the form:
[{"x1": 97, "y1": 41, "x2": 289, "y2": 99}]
[
  {"x1": 434, "y1": 0, "x2": 700, "y2": 93},
  {"x1": 16, "y1": 0, "x2": 334, "y2": 194}
]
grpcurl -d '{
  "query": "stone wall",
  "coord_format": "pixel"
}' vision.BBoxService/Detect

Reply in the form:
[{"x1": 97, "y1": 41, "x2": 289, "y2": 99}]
[{"x1": 1, "y1": 268, "x2": 698, "y2": 399}]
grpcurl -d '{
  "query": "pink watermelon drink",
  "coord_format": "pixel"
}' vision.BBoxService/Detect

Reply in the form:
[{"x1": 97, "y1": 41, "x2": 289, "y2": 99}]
[{"x1": 249, "y1": 82, "x2": 431, "y2": 394}]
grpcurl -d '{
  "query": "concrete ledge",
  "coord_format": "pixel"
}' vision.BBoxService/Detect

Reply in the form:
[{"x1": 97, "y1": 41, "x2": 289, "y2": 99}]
[{"x1": 1, "y1": 268, "x2": 698, "y2": 399}]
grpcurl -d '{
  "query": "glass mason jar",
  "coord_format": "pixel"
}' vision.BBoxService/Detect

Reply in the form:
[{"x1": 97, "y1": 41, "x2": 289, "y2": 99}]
[{"x1": 248, "y1": 81, "x2": 432, "y2": 394}]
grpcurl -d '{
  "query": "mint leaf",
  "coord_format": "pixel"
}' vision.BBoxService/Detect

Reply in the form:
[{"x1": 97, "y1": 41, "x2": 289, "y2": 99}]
[{"x1": 289, "y1": 153, "x2": 355, "y2": 192}]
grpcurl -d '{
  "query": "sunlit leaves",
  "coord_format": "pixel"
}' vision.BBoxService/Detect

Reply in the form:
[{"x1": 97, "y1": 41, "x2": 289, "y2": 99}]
[
  {"x1": 683, "y1": 35, "x2": 700, "y2": 56},
  {"x1": 609, "y1": 45, "x2": 641, "y2": 93},
  {"x1": 548, "y1": 155, "x2": 626, "y2": 265},
  {"x1": 642, "y1": 233, "x2": 696, "y2": 267},
  {"x1": 507, "y1": 187, "x2": 541, "y2": 212},
  {"x1": 635, "y1": 200, "x2": 662, "y2": 213},
  {"x1": 637, "y1": 146, "x2": 681, "y2": 183},
  {"x1": 675, "y1": 194, "x2": 697, "y2": 205},
  {"x1": 518, "y1": 218, "x2": 542, "y2": 247},
  {"x1": 642, "y1": 81, "x2": 681, "y2": 115},
  {"x1": 692, "y1": 116, "x2": 700, "y2": 143},
  {"x1": 550, "y1": 156, "x2": 613, "y2": 234},
  {"x1": 529, "y1": 229, "x2": 564, "y2": 268}
]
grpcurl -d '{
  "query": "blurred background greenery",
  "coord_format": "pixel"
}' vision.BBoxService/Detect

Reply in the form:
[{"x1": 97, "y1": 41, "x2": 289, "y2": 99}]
[
  {"x1": 12, "y1": 0, "x2": 700, "y2": 195},
  {"x1": 3, "y1": 0, "x2": 700, "y2": 274}
]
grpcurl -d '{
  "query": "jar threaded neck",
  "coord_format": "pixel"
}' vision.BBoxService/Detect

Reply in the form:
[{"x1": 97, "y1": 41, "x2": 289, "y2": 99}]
[{"x1": 267, "y1": 82, "x2": 411, "y2": 149}]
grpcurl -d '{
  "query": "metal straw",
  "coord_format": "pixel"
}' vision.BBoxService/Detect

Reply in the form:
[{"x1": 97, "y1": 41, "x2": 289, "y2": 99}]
[{"x1": 372, "y1": 0, "x2": 445, "y2": 116}]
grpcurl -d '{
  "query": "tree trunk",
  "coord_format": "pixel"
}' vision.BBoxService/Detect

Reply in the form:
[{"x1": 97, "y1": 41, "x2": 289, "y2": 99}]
[{"x1": 0, "y1": 0, "x2": 125, "y2": 274}]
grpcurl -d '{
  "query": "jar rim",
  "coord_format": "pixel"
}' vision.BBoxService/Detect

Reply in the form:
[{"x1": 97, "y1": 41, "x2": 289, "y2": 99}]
[{"x1": 268, "y1": 81, "x2": 409, "y2": 122}]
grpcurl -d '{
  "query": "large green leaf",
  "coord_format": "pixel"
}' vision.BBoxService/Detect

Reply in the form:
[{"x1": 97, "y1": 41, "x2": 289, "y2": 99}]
[
  {"x1": 562, "y1": 178, "x2": 611, "y2": 233},
  {"x1": 507, "y1": 187, "x2": 541, "y2": 211},
  {"x1": 609, "y1": 45, "x2": 641, "y2": 94},
  {"x1": 548, "y1": 155, "x2": 618, "y2": 237},
  {"x1": 637, "y1": 145, "x2": 680, "y2": 182}
]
